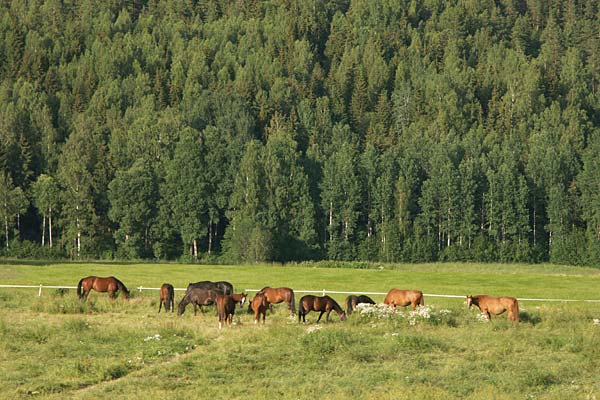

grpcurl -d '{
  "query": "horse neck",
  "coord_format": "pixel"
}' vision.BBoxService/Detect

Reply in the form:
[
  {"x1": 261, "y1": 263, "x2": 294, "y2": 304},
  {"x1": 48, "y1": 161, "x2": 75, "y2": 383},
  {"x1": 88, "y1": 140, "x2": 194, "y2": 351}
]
[{"x1": 330, "y1": 300, "x2": 343, "y2": 314}]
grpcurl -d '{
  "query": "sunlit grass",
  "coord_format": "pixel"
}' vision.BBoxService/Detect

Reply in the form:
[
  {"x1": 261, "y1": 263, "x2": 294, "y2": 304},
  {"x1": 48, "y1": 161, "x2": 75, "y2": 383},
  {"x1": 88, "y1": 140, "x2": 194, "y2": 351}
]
[{"x1": 0, "y1": 262, "x2": 599, "y2": 399}]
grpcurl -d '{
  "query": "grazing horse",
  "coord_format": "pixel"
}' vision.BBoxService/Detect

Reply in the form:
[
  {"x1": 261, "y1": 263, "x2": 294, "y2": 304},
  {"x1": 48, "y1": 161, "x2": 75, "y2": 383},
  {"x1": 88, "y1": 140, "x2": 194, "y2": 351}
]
[
  {"x1": 216, "y1": 294, "x2": 237, "y2": 329},
  {"x1": 250, "y1": 293, "x2": 270, "y2": 324},
  {"x1": 230, "y1": 292, "x2": 247, "y2": 308},
  {"x1": 257, "y1": 287, "x2": 296, "y2": 314},
  {"x1": 177, "y1": 288, "x2": 218, "y2": 316},
  {"x1": 298, "y1": 295, "x2": 347, "y2": 323},
  {"x1": 467, "y1": 295, "x2": 519, "y2": 322},
  {"x1": 77, "y1": 276, "x2": 130, "y2": 301},
  {"x1": 384, "y1": 289, "x2": 424, "y2": 310},
  {"x1": 344, "y1": 294, "x2": 376, "y2": 315},
  {"x1": 186, "y1": 280, "x2": 234, "y2": 295},
  {"x1": 158, "y1": 283, "x2": 175, "y2": 313}
]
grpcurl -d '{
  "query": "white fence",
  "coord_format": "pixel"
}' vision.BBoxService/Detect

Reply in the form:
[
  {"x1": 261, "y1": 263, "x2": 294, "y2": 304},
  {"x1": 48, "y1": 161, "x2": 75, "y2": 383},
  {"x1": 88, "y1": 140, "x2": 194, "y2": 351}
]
[{"x1": 1, "y1": 284, "x2": 600, "y2": 303}]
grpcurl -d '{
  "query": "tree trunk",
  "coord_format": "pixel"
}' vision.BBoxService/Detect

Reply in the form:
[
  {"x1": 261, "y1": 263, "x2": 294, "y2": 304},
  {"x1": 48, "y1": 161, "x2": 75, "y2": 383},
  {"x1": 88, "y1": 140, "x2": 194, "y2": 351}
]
[
  {"x1": 208, "y1": 222, "x2": 213, "y2": 255},
  {"x1": 42, "y1": 212, "x2": 46, "y2": 246},
  {"x1": 49, "y1": 207, "x2": 53, "y2": 248},
  {"x1": 4, "y1": 215, "x2": 8, "y2": 249},
  {"x1": 193, "y1": 239, "x2": 198, "y2": 260}
]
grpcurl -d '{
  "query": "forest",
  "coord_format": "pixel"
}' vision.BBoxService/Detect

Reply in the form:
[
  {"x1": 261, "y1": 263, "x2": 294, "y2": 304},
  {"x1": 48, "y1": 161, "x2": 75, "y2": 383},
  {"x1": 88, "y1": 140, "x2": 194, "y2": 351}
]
[{"x1": 1, "y1": 0, "x2": 599, "y2": 265}]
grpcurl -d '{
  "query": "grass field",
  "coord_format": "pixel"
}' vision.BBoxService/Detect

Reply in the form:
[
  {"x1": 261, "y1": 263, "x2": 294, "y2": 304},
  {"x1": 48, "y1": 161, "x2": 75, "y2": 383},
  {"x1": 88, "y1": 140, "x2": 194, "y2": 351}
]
[{"x1": 0, "y1": 261, "x2": 599, "y2": 399}]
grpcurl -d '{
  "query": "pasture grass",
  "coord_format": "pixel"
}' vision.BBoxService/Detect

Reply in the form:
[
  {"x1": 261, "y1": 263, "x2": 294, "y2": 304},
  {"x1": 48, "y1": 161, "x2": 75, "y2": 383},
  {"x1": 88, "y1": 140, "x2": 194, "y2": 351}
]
[{"x1": 0, "y1": 261, "x2": 599, "y2": 399}]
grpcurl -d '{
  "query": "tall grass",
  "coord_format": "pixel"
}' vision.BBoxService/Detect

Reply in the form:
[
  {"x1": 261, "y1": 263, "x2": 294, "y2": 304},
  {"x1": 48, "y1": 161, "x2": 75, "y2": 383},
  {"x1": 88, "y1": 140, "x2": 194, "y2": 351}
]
[{"x1": 0, "y1": 262, "x2": 599, "y2": 399}]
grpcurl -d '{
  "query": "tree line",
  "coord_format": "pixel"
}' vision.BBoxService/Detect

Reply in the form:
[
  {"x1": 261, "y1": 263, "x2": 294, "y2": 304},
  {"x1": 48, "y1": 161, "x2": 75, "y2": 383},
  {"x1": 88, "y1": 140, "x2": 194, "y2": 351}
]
[{"x1": 1, "y1": 0, "x2": 599, "y2": 265}]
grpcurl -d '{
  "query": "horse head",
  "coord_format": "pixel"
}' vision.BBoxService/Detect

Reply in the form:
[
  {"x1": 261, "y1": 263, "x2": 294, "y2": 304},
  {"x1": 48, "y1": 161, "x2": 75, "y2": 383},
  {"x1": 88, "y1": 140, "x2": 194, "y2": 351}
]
[
  {"x1": 177, "y1": 299, "x2": 187, "y2": 316},
  {"x1": 466, "y1": 295, "x2": 473, "y2": 307},
  {"x1": 240, "y1": 293, "x2": 247, "y2": 307},
  {"x1": 340, "y1": 311, "x2": 347, "y2": 321}
]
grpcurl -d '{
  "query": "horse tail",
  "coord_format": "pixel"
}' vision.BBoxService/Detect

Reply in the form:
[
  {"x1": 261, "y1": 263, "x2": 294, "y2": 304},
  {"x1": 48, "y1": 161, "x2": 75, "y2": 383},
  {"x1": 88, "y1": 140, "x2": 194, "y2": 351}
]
[
  {"x1": 113, "y1": 277, "x2": 130, "y2": 298},
  {"x1": 289, "y1": 290, "x2": 296, "y2": 314},
  {"x1": 167, "y1": 285, "x2": 174, "y2": 311},
  {"x1": 419, "y1": 292, "x2": 424, "y2": 306},
  {"x1": 77, "y1": 278, "x2": 84, "y2": 299},
  {"x1": 512, "y1": 299, "x2": 520, "y2": 322},
  {"x1": 344, "y1": 296, "x2": 353, "y2": 315}
]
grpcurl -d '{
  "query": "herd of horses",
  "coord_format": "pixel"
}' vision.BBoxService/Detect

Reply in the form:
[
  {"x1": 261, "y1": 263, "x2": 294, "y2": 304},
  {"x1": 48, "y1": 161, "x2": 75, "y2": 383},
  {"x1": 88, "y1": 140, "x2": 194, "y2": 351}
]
[{"x1": 76, "y1": 275, "x2": 521, "y2": 328}]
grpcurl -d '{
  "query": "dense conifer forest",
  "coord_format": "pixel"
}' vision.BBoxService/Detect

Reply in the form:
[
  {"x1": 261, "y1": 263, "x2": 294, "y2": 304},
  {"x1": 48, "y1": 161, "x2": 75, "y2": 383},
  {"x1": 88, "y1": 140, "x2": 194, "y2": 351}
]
[{"x1": 1, "y1": 0, "x2": 599, "y2": 264}]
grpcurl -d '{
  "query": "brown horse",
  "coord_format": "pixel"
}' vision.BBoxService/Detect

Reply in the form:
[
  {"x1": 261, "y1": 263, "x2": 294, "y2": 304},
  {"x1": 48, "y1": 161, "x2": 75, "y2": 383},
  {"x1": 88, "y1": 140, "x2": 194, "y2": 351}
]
[
  {"x1": 250, "y1": 292, "x2": 270, "y2": 324},
  {"x1": 158, "y1": 283, "x2": 174, "y2": 313},
  {"x1": 177, "y1": 288, "x2": 218, "y2": 316},
  {"x1": 344, "y1": 294, "x2": 376, "y2": 315},
  {"x1": 467, "y1": 295, "x2": 519, "y2": 322},
  {"x1": 216, "y1": 294, "x2": 237, "y2": 329},
  {"x1": 230, "y1": 292, "x2": 247, "y2": 308},
  {"x1": 77, "y1": 276, "x2": 130, "y2": 301},
  {"x1": 257, "y1": 287, "x2": 296, "y2": 314},
  {"x1": 383, "y1": 289, "x2": 424, "y2": 310},
  {"x1": 298, "y1": 295, "x2": 346, "y2": 323}
]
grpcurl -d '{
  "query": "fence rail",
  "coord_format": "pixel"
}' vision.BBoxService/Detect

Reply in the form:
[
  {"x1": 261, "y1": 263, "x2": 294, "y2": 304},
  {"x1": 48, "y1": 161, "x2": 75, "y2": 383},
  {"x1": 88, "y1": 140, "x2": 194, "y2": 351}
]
[{"x1": 1, "y1": 284, "x2": 600, "y2": 303}]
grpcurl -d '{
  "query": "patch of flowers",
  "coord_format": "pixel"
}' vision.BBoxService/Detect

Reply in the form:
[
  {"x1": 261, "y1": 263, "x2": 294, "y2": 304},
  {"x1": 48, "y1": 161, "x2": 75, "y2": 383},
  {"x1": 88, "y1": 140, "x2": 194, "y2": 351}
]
[
  {"x1": 357, "y1": 303, "x2": 454, "y2": 326},
  {"x1": 143, "y1": 333, "x2": 161, "y2": 342},
  {"x1": 474, "y1": 313, "x2": 490, "y2": 323},
  {"x1": 593, "y1": 318, "x2": 599, "y2": 326},
  {"x1": 355, "y1": 303, "x2": 396, "y2": 319},
  {"x1": 306, "y1": 325, "x2": 323, "y2": 334}
]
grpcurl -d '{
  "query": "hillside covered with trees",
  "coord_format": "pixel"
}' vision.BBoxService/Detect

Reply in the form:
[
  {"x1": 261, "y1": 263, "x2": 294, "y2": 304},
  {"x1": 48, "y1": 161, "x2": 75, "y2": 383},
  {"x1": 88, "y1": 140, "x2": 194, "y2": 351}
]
[{"x1": 1, "y1": 0, "x2": 600, "y2": 264}]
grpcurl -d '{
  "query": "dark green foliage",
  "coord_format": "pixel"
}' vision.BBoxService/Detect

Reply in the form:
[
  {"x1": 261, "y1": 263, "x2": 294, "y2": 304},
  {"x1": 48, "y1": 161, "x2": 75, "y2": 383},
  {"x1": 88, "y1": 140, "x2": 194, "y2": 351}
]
[{"x1": 1, "y1": 0, "x2": 600, "y2": 264}]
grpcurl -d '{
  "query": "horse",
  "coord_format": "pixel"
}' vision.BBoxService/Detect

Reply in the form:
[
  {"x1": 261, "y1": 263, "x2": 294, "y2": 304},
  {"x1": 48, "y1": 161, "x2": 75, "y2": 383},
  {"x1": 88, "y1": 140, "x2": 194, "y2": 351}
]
[
  {"x1": 77, "y1": 276, "x2": 130, "y2": 301},
  {"x1": 383, "y1": 289, "x2": 424, "y2": 310},
  {"x1": 230, "y1": 292, "x2": 247, "y2": 308},
  {"x1": 250, "y1": 292, "x2": 270, "y2": 324},
  {"x1": 298, "y1": 295, "x2": 346, "y2": 323},
  {"x1": 158, "y1": 283, "x2": 175, "y2": 313},
  {"x1": 177, "y1": 288, "x2": 218, "y2": 316},
  {"x1": 186, "y1": 280, "x2": 234, "y2": 295},
  {"x1": 257, "y1": 286, "x2": 296, "y2": 314},
  {"x1": 344, "y1": 294, "x2": 376, "y2": 315},
  {"x1": 467, "y1": 295, "x2": 519, "y2": 322},
  {"x1": 216, "y1": 294, "x2": 237, "y2": 329}
]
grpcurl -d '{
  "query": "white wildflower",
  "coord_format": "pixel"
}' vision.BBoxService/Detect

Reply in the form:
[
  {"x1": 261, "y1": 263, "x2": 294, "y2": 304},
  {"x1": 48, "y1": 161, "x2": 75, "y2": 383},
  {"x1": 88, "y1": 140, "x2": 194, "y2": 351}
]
[
  {"x1": 144, "y1": 334, "x2": 161, "y2": 342},
  {"x1": 593, "y1": 319, "x2": 599, "y2": 325},
  {"x1": 306, "y1": 325, "x2": 323, "y2": 334}
]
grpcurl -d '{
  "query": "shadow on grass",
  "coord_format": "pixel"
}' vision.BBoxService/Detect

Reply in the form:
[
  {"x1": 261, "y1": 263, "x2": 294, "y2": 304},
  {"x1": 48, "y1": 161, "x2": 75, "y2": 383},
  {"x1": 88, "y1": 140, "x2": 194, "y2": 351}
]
[{"x1": 519, "y1": 311, "x2": 542, "y2": 325}]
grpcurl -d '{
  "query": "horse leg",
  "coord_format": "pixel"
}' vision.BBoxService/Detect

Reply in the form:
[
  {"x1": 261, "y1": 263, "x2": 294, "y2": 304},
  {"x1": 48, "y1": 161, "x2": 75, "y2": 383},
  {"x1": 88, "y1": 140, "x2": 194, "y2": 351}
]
[
  {"x1": 158, "y1": 300, "x2": 162, "y2": 313},
  {"x1": 316, "y1": 311, "x2": 325, "y2": 323}
]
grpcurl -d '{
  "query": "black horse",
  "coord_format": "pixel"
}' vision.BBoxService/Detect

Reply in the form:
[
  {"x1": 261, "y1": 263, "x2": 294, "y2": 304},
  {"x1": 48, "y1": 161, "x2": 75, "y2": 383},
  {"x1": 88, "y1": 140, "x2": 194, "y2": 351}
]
[
  {"x1": 344, "y1": 294, "x2": 376, "y2": 315},
  {"x1": 186, "y1": 280, "x2": 234, "y2": 295},
  {"x1": 177, "y1": 288, "x2": 218, "y2": 316}
]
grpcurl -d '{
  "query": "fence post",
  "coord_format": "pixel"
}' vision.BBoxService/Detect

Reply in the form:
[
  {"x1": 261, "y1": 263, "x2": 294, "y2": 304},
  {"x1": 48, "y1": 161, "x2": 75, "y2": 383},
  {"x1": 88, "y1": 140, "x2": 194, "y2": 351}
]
[
  {"x1": 323, "y1": 289, "x2": 326, "y2": 296},
  {"x1": 138, "y1": 286, "x2": 143, "y2": 292},
  {"x1": 38, "y1": 284, "x2": 43, "y2": 297}
]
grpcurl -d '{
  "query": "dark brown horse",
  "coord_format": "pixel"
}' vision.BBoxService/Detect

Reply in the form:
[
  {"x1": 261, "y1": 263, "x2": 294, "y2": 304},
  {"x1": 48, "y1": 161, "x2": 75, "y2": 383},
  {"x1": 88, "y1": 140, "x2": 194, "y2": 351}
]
[
  {"x1": 77, "y1": 276, "x2": 130, "y2": 301},
  {"x1": 187, "y1": 280, "x2": 234, "y2": 295},
  {"x1": 384, "y1": 289, "x2": 424, "y2": 310},
  {"x1": 158, "y1": 283, "x2": 174, "y2": 313},
  {"x1": 257, "y1": 287, "x2": 295, "y2": 314},
  {"x1": 177, "y1": 288, "x2": 218, "y2": 316},
  {"x1": 467, "y1": 295, "x2": 519, "y2": 322},
  {"x1": 298, "y1": 295, "x2": 346, "y2": 323},
  {"x1": 344, "y1": 294, "x2": 376, "y2": 315},
  {"x1": 250, "y1": 292, "x2": 270, "y2": 324},
  {"x1": 216, "y1": 294, "x2": 236, "y2": 329}
]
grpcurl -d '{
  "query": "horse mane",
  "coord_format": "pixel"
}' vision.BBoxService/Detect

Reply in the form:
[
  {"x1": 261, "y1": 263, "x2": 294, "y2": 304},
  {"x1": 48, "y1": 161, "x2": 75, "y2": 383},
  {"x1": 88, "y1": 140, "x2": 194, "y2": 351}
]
[
  {"x1": 112, "y1": 276, "x2": 129, "y2": 294},
  {"x1": 328, "y1": 296, "x2": 344, "y2": 315}
]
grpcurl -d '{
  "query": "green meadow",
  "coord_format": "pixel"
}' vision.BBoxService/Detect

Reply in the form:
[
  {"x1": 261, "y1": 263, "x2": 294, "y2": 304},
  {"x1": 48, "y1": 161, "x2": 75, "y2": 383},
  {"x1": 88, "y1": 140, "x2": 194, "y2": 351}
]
[{"x1": 0, "y1": 261, "x2": 599, "y2": 399}]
